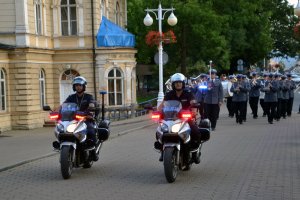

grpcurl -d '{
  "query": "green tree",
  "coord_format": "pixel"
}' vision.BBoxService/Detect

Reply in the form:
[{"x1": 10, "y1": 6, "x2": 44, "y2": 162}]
[
  {"x1": 267, "y1": 0, "x2": 300, "y2": 57},
  {"x1": 127, "y1": 0, "x2": 300, "y2": 77}
]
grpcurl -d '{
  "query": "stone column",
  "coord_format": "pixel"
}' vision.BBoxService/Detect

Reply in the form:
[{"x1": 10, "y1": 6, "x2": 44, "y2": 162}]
[{"x1": 15, "y1": 0, "x2": 29, "y2": 46}]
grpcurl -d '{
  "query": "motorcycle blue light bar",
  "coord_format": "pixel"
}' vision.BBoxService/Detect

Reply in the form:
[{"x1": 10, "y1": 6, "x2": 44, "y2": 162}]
[{"x1": 199, "y1": 85, "x2": 207, "y2": 89}]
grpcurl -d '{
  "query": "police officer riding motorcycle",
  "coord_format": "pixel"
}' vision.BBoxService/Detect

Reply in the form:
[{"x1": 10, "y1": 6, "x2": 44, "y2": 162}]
[{"x1": 153, "y1": 73, "x2": 210, "y2": 182}]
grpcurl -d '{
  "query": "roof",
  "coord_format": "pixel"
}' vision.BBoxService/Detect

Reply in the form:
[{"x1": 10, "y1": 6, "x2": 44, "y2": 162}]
[
  {"x1": 0, "y1": 43, "x2": 15, "y2": 50},
  {"x1": 96, "y1": 16, "x2": 135, "y2": 47}
]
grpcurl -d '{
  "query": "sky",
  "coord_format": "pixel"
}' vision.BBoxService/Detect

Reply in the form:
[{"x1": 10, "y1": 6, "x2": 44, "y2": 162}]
[{"x1": 288, "y1": 0, "x2": 299, "y2": 7}]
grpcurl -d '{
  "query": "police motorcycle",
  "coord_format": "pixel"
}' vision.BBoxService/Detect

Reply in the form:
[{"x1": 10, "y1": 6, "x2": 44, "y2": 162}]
[
  {"x1": 43, "y1": 91, "x2": 110, "y2": 179},
  {"x1": 152, "y1": 100, "x2": 210, "y2": 183}
]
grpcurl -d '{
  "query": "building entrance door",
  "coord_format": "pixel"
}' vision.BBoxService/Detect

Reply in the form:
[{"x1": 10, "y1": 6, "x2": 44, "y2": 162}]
[{"x1": 60, "y1": 70, "x2": 80, "y2": 104}]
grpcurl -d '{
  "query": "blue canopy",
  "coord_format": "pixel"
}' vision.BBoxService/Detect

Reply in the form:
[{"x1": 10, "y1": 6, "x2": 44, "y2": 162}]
[{"x1": 97, "y1": 17, "x2": 135, "y2": 47}]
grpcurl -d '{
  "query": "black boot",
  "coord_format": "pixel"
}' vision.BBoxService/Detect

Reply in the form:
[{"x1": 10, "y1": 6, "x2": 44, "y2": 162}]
[
  {"x1": 159, "y1": 152, "x2": 163, "y2": 162},
  {"x1": 91, "y1": 150, "x2": 99, "y2": 161},
  {"x1": 192, "y1": 151, "x2": 201, "y2": 164}
]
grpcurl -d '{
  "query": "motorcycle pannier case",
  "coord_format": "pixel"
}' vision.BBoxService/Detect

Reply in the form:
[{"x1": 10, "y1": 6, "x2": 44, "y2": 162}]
[{"x1": 97, "y1": 120, "x2": 110, "y2": 141}]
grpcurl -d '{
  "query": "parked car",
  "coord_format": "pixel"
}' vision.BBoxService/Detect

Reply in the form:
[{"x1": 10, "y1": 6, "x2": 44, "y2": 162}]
[{"x1": 291, "y1": 74, "x2": 300, "y2": 85}]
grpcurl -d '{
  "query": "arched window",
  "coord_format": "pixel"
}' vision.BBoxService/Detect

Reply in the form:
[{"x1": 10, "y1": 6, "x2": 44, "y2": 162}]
[
  {"x1": 34, "y1": 0, "x2": 43, "y2": 35},
  {"x1": 0, "y1": 69, "x2": 6, "y2": 111},
  {"x1": 101, "y1": 0, "x2": 106, "y2": 17},
  {"x1": 61, "y1": 0, "x2": 77, "y2": 36},
  {"x1": 108, "y1": 68, "x2": 123, "y2": 106},
  {"x1": 39, "y1": 69, "x2": 46, "y2": 108},
  {"x1": 115, "y1": 2, "x2": 120, "y2": 26}
]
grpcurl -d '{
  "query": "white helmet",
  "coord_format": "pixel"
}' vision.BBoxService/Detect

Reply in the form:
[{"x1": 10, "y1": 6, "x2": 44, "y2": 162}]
[
  {"x1": 72, "y1": 76, "x2": 87, "y2": 91},
  {"x1": 170, "y1": 73, "x2": 186, "y2": 90}
]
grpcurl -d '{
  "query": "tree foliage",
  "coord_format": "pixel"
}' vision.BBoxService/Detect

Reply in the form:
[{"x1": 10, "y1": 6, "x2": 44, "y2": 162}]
[{"x1": 127, "y1": 0, "x2": 300, "y2": 77}]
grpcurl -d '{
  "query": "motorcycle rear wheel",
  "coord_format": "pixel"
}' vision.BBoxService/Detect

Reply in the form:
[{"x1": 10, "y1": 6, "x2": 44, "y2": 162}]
[
  {"x1": 163, "y1": 147, "x2": 178, "y2": 183},
  {"x1": 60, "y1": 146, "x2": 73, "y2": 179}
]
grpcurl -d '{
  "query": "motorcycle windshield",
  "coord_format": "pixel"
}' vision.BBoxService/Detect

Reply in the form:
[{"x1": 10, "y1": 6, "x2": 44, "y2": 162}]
[
  {"x1": 162, "y1": 100, "x2": 182, "y2": 120},
  {"x1": 60, "y1": 103, "x2": 79, "y2": 121}
]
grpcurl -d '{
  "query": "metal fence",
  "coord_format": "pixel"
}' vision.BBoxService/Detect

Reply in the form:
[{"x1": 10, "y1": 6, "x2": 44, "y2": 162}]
[{"x1": 99, "y1": 97, "x2": 158, "y2": 121}]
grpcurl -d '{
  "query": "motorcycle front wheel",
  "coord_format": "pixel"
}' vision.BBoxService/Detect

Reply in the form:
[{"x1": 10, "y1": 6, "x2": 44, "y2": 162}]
[
  {"x1": 60, "y1": 146, "x2": 73, "y2": 179},
  {"x1": 163, "y1": 147, "x2": 178, "y2": 183}
]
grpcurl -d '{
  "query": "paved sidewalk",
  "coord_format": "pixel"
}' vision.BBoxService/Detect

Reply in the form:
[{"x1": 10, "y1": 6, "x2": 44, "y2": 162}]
[{"x1": 0, "y1": 114, "x2": 154, "y2": 172}]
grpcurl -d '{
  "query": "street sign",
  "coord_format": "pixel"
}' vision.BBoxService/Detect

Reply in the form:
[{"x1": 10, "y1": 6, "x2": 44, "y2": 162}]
[
  {"x1": 154, "y1": 51, "x2": 168, "y2": 65},
  {"x1": 237, "y1": 59, "x2": 243, "y2": 65}
]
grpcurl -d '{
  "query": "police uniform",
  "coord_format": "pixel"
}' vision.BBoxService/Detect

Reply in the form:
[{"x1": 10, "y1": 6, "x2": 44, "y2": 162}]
[
  {"x1": 286, "y1": 74, "x2": 296, "y2": 116},
  {"x1": 242, "y1": 75, "x2": 250, "y2": 121},
  {"x1": 65, "y1": 93, "x2": 97, "y2": 144},
  {"x1": 274, "y1": 74, "x2": 282, "y2": 120},
  {"x1": 249, "y1": 73, "x2": 261, "y2": 119},
  {"x1": 259, "y1": 74, "x2": 268, "y2": 117},
  {"x1": 280, "y1": 75, "x2": 289, "y2": 118},
  {"x1": 204, "y1": 72, "x2": 223, "y2": 130},
  {"x1": 226, "y1": 76, "x2": 235, "y2": 117},
  {"x1": 230, "y1": 75, "x2": 249, "y2": 124},
  {"x1": 261, "y1": 74, "x2": 278, "y2": 124}
]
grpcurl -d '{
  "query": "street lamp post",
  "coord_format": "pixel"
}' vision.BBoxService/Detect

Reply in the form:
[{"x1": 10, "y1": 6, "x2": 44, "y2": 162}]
[
  {"x1": 209, "y1": 60, "x2": 212, "y2": 79},
  {"x1": 144, "y1": 1, "x2": 177, "y2": 107}
]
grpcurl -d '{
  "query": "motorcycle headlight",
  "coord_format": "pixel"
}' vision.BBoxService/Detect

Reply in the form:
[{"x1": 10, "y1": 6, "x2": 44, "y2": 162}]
[
  {"x1": 171, "y1": 123, "x2": 181, "y2": 133},
  {"x1": 56, "y1": 123, "x2": 64, "y2": 133},
  {"x1": 74, "y1": 122, "x2": 87, "y2": 134},
  {"x1": 66, "y1": 123, "x2": 77, "y2": 133},
  {"x1": 160, "y1": 123, "x2": 169, "y2": 132}
]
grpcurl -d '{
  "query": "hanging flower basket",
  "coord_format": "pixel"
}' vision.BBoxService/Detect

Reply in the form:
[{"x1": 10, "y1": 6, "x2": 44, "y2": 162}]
[
  {"x1": 145, "y1": 30, "x2": 177, "y2": 47},
  {"x1": 293, "y1": 23, "x2": 300, "y2": 40}
]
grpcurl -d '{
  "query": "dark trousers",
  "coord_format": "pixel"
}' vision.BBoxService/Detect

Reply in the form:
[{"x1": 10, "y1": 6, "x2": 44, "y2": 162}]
[
  {"x1": 188, "y1": 121, "x2": 201, "y2": 143},
  {"x1": 198, "y1": 101, "x2": 205, "y2": 119},
  {"x1": 249, "y1": 97, "x2": 259, "y2": 117},
  {"x1": 265, "y1": 102, "x2": 277, "y2": 123},
  {"x1": 260, "y1": 99, "x2": 267, "y2": 116},
  {"x1": 243, "y1": 100, "x2": 248, "y2": 121},
  {"x1": 281, "y1": 99, "x2": 287, "y2": 118},
  {"x1": 204, "y1": 103, "x2": 220, "y2": 129},
  {"x1": 276, "y1": 98, "x2": 282, "y2": 120},
  {"x1": 287, "y1": 98, "x2": 294, "y2": 116},
  {"x1": 233, "y1": 101, "x2": 246, "y2": 123},
  {"x1": 226, "y1": 97, "x2": 234, "y2": 117},
  {"x1": 86, "y1": 121, "x2": 96, "y2": 144}
]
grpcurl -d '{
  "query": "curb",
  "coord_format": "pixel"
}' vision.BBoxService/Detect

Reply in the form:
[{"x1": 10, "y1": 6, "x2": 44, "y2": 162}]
[{"x1": 0, "y1": 121, "x2": 155, "y2": 172}]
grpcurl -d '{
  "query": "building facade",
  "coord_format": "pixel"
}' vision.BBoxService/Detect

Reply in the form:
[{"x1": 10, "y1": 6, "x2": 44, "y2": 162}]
[{"x1": 0, "y1": 0, "x2": 137, "y2": 131}]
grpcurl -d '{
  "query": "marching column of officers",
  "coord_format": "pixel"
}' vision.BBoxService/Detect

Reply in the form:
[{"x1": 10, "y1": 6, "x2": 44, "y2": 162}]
[
  {"x1": 226, "y1": 72, "x2": 296, "y2": 124},
  {"x1": 191, "y1": 71, "x2": 296, "y2": 127}
]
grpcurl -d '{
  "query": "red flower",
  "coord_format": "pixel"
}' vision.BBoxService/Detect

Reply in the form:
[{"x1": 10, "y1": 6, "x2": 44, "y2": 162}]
[
  {"x1": 145, "y1": 30, "x2": 177, "y2": 47},
  {"x1": 293, "y1": 23, "x2": 300, "y2": 40}
]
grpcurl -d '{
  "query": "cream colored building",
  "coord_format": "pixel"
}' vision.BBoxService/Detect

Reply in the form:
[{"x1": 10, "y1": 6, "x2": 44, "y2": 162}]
[{"x1": 0, "y1": 0, "x2": 137, "y2": 131}]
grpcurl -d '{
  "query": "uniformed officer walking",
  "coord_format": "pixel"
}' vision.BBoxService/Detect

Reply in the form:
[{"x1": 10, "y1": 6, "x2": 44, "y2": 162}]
[
  {"x1": 226, "y1": 75, "x2": 235, "y2": 118},
  {"x1": 259, "y1": 73, "x2": 268, "y2": 117},
  {"x1": 274, "y1": 73, "x2": 282, "y2": 121},
  {"x1": 249, "y1": 72, "x2": 261, "y2": 119},
  {"x1": 241, "y1": 75, "x2": 250, "y2": 122},
  {"x1": 280, "y1": 75, "x2": 289, "y2": 118},
  {"x1": 230, "y1": 74, "x2": 249, "y2": 124},
  {"x1": 261, "y1": 73, "x2": 278, "y2": 124},
  {"x1": 204, "y1": 69, "x2": 223, "y2": 131},
  {"x1": 286, "y1": 73, "x2": 296, "y2": 117}
]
